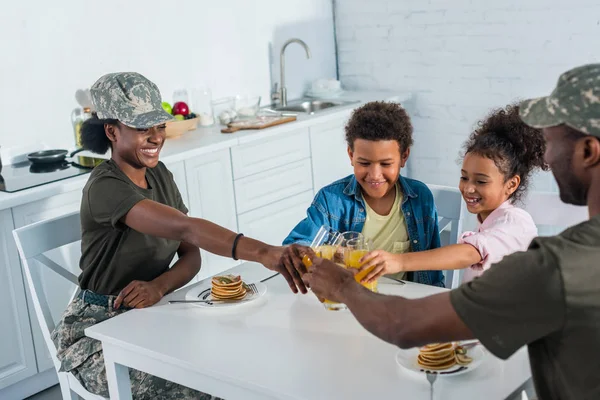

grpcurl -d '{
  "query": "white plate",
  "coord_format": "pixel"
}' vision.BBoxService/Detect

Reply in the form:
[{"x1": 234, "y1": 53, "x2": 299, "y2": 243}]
[
  {"x1": 395, "y1": 344, "x2": 486, "y2": 377},
  {"x1": 185, "y1": 281, "x2": 267, "y2": 308}
]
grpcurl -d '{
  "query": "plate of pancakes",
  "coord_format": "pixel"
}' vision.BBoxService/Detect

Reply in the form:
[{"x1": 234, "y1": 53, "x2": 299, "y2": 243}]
[
  {"x1": 395, "y1": 342, "x2": 485, "y2": 376},
  {"x1": 185, "y1": 274, "x2": 267, "y2": 308}
]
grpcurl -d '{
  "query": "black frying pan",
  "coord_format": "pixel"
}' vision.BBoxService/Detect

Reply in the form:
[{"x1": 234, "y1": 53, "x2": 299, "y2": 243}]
[{"x1": 27, "y1": 148, "x2": 85, "y2": 165}]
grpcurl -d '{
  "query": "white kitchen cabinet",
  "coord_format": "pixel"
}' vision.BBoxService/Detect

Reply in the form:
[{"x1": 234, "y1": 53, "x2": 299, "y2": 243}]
[
  {"x1": 234, "y1": 158, "x2": 313, "y2": 214},
  {"x1": 309, "y1": 112, "x2": 354, "y2": 193},
  {"x1": 185, "y1": 149, "x2": 239, "y2": 280},
  {"x1": 0, "y1": 209, "x2": 37, "y2": 390},
  {"x1": 231, "y1": 128, "x2": 310, "y2": 179},
  {"x1": 163, "y1": 160, "x2": 189, "y2": 210},
  {"x1": 11, "y1": 190, "x2": 83, "y2": 374},
  {"x1": 238, "y1": 190, "x2": 314, "y2": 246}
]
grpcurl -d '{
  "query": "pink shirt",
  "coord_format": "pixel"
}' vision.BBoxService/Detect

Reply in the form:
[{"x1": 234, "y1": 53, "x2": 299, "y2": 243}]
[{"x1": 460, "y1": 201, "x2": 538, "y2": 283}]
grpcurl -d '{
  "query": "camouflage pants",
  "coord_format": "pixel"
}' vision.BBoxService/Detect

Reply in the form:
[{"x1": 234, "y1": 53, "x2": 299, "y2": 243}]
[{"x1": 52, "y1": 297, "x2": 221, "y2": 400}]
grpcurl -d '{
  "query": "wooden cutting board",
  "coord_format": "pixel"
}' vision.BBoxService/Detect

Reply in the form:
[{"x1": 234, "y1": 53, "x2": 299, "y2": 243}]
[{"x1": 221, "y1": 116, "x2": 297, "y2": 133}]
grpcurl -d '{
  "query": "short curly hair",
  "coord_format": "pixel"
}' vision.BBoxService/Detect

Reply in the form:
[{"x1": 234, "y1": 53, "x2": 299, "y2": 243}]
[
  {"x1": 345, "y1": 101, "x2": 413, "y2": 152},
  {"x1": 463, "y1": 103, "x2": 548, "y2": 202}
]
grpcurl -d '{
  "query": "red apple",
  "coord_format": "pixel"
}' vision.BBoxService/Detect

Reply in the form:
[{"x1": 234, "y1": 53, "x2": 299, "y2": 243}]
[{"x1": 172, "y1": 101, "x2": 189, "y2": 116}]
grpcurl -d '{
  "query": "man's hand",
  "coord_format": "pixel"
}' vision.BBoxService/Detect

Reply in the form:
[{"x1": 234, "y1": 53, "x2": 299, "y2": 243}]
[
  {"x1": 358, "y1": 250, "x2": 404, "y2": 282},
  {"x1": 114, "y1": 280, "x2": 164, "y2": 309},
  {"x1": 259, "y1": 245, "x2": 314, "y2": 294},
  {"x1": 302, "y1": 258, "x2": 358, "y2": 302}
]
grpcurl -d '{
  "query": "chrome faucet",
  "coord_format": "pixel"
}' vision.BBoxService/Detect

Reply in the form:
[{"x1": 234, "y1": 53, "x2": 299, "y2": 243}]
[{"x1": 273, "y1": 38, "x2": 311, "y2": 107}]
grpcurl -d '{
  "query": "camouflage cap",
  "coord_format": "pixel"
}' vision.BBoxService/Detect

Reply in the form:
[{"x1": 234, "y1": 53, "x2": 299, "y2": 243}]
[
  {"x1": 519, "y1": 64, "x2": 600, "y2": 137},
  {"x1": 90, "y1": 72, "x2": 173, "y2": 129}
]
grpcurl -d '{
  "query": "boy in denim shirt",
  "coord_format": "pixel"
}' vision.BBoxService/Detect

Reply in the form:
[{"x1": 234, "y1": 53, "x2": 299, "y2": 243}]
[{"x1": 283, "y1": 101, "x2": 444, "y2": 287}]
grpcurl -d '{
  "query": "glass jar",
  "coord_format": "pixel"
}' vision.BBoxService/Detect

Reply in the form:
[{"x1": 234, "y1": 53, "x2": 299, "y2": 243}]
[
  {"x1": 191, "y1": 87, "x2": 215, "y2": 126},
  {"x1": 72, "y1": 107, "x2": 92, "y2": 147}
]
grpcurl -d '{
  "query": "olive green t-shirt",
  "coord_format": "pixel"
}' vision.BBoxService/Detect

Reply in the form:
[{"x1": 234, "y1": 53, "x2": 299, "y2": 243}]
[
  {"x1": 78, "y1": 160, "x2": 188, "y2": 296},
  {"x1": 451, "y1": 215, "x2": 600, "y2": 400}
]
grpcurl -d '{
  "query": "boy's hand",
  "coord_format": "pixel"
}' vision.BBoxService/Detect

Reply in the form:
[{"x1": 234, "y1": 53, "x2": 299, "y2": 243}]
[{"x1": 358, "y1": 250, "x2": 403, "y2": 282}]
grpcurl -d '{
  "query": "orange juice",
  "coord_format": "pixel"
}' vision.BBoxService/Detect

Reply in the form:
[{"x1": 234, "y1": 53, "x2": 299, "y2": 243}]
[
  {"x1": 346, "y1": 249, "x2": 378, "y2": 292},
  {"x1": 302, "y1": 254, "x2": 313, "y2": 268},
  {"x1": 302, "y1": 245, "x2": 337, "y2": 269},
  {"x1": 317, "y1": 245, "x2": 337, "y2": 260}
]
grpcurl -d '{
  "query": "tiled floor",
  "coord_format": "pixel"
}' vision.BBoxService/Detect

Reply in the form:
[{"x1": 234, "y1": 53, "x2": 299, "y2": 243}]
[{"x1": 25, "y1": 385, "x2": 61, "y2": 400}]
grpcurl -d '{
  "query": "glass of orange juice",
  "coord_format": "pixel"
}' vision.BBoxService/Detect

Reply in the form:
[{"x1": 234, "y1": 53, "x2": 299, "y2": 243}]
[
  {"x1": 302, "y1": 226, "x2": 342, "y2": 269},
  {"x1": 345, "y1": 237, "x2": 378, "y2": 293},
  {"x1": 300, "y1": 226, "x2": 347, "y2": 311}
]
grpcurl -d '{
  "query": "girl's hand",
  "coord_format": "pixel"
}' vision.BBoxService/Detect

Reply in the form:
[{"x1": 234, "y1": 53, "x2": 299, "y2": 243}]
[{"x1": 358, "y1": 250, "x2": 404, "y2": 283}]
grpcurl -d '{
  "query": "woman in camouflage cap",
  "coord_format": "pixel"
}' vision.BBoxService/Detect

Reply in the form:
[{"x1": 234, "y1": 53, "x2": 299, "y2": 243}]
[{"x1": 51, "y1": 72, "x2": 304, "y2": 399}]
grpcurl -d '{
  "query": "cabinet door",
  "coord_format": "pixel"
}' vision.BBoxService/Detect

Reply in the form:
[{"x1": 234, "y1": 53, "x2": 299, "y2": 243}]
[
  {"x1": 162, "y1": 160, "x2": 194, "y2": 283},
  {"x1": 185, "y1": 149, "x2": 239, "y2": 280},
  {"x1": 163, "y1": 160, "x2": 189, "y2": 211},
  {"x1": 0, "y1": 209, "x2": 37, "y2": 389},
  {"x1": 12, "y1": 190, "x2": 83, "y2": 374},
  {"x1": 238, "y1": 191, "x2": 314, "y2": 247},
  {"x1": 234, "y1": 158, "x2": 313, "y2": 214},
  {"x1": 231, "y1": 128, "x2": 310, "y2": 179},
  {"x1": 309, "y1": 112, "x2": 353, "y2": 193}
]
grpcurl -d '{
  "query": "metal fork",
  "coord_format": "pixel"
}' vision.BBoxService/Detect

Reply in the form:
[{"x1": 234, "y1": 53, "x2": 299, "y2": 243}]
[
  {"x1": 426, "y1": 372, "x2": 437, "y2": 400},
  {"x1": 246, "y1": 283, "x2": 258, "y2": 295}
]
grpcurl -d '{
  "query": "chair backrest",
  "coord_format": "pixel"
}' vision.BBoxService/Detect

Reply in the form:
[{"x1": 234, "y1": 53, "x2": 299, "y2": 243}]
[
  {"x1": 427, "y1": 184, "x2": 465, "y2": 288},
  {"x1": 12, "y1": 211, "x2": 82, "y2": 372},
  {"x1": 521, "y1": 191, "x2": 588, "y2": 233}
]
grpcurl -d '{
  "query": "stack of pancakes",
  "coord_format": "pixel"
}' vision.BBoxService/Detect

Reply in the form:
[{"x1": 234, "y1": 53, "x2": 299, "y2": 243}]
[
  {"x1": 417, "y1": 343, "x2": 473, "y2": 370},
  {"x1": 211, "y1": 275, "x2": 247, "y2": 300}
]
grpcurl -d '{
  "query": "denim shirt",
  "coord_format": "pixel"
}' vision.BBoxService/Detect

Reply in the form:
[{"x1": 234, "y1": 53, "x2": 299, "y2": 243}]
[{"x1": 283, "y1": 174, "x2": 445, "y2": 287}]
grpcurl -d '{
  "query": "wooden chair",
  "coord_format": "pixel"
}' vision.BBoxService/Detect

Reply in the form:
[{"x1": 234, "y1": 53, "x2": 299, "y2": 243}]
[{"x1": 13, "y1": 211, "x2": 106, "y2": 400}]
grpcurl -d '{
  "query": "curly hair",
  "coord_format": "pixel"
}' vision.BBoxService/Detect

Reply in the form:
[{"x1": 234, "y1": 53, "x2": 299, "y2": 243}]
[
  {"x1": 463, "y1": 103, "x2": 548, "y2": 202},
  {"x1": 345, "y1": 101, "x2": 413, "y2": 152},
  {"x1": 80, "y1": 113, "x2": 118, "y2": 154}
]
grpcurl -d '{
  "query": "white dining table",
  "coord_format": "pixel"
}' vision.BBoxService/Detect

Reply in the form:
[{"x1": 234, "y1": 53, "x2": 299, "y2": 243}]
[{"x1": 85, "y1": 262, "x2": 532, "y2": 400}]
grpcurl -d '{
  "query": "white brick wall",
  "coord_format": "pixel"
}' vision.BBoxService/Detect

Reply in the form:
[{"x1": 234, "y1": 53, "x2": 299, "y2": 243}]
[{"x1": 335, "y1": 0, "x2": 600, "y2": 192}]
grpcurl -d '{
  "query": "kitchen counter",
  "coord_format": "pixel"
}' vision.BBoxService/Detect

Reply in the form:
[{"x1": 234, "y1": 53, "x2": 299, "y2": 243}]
[{"x1": 0, "y1": 91, "x2": 411, "y2": 211}]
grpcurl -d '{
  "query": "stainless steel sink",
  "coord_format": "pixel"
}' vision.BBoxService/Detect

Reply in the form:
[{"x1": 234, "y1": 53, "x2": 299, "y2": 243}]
[{"x1": 272, "y1": 99, "x2": 358, "y2": 114}]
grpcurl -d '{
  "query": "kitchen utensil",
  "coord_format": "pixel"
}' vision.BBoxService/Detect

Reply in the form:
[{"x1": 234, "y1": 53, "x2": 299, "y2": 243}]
[
  {"x1": 426, "y1": 372, "x2": 437, "y2": 400},
  {"x1": 27, "y1": 148, "x2": 85, "y2": 165},
  {"x1": 221, "y1": 116, "x2": 296, "y2": 133}
]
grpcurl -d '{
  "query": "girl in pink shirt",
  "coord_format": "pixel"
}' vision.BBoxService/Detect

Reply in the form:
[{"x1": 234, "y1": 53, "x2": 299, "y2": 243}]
[{"x1": 359, "y1": 104, "x2": 548, "y2": 285}]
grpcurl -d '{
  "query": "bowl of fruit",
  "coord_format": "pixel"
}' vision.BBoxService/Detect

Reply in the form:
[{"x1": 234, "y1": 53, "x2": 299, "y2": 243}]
[{"x1": 163, "y1": 101, "x2": 199, "y2": 138}]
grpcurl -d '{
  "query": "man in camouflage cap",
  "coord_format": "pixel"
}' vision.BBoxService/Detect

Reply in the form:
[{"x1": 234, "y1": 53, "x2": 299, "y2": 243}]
[
  {"x1": 90, "y1": 72, "x2": 174, "y2": 129},
  {"x1": 302, "y1": 64, "x2": 600, "y2": 400},
  {"x1": 520, "y1": 64, "x2": 600, "y2": 137},
  {"x1": 520, "y1": 63, "x2": 600, "y2": 207}
]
